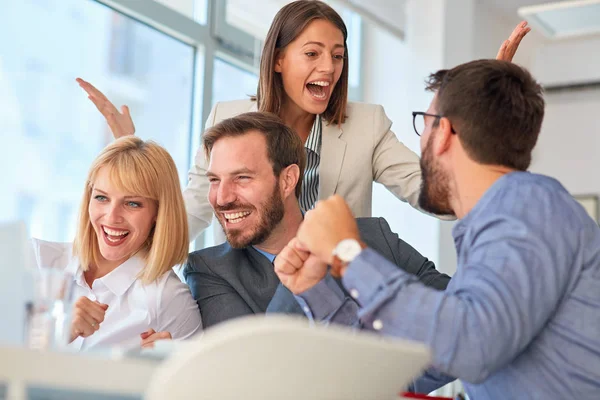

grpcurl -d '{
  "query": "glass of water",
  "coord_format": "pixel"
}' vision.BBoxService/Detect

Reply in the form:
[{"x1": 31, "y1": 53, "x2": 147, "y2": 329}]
[{"x1": 26, "y1": 267, "x2": 74, "y2": 350}]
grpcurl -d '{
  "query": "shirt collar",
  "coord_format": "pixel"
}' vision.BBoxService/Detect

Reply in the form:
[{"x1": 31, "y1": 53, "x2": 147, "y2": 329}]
[
  {"x1": 304, "y1": 115, "x2": 322, "y2": 156},
  {"x1": 66, "y1": 255, "x2": 145, "y2": 296},
  {"x1": 249, "y1": 211, "x2": 304, "y2": 263},
  {"x1": 452, "y1": 171, "x2": 525, "y2": 240},
  {"x1": 252, "y1": 246, "x2": 276, "y2": 263}
]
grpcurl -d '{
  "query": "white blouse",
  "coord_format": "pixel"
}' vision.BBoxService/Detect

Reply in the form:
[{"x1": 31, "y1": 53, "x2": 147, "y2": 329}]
[{"x1": 32, "y1": 239, "x2": 202, "y2": 351}]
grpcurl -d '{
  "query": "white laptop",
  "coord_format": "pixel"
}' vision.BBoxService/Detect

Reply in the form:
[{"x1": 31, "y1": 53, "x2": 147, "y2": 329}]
[
  {"x1": 0, "y1": 220, "x2": 34, "y2": 346},
  {"x1": 146, "y1": 315, "x2": 432, "y2": 400}
]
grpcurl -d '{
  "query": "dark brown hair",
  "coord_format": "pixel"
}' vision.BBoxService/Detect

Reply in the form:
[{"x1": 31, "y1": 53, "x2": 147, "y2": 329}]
[
  {"x1": 426, "y1": 59, "x2": 545, "y2": 171},
  {"x1": 203, "y1": 112, "x2": 306, "y2": 198},
  {"x1": 256, "y1": 0, "x2": 349, "y2": 125}
]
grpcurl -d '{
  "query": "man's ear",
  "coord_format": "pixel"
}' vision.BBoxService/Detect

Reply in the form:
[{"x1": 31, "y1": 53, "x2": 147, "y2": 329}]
[
  {"x1": 280, "y1": 164, "x2": 300, "y2": 199},
  {"x1": 274, "y1": 50, "x2": 284, "y2": 73},
  {"x1": 432, "y1": 117, "x2": 454, "y2": 156}
]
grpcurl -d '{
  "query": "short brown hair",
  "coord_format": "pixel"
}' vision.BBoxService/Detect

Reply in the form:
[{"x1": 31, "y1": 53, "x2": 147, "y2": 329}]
[
  {"x1": 426, "y1": 59, "x2": 545, "y2": 171},
  {"x1": 256, "y1": 0, "x2": 348, "y2": 125},
  {"x1": 202, "y1": 112, "x2": 306, "y2": 198},
  {"x1": 73, "y1": 137, "x2": 189, "y2": 284}
]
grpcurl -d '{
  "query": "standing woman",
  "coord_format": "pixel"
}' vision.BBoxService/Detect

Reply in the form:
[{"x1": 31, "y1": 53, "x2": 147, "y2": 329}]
[{"x1": 77, "y1": 1, "x2": 529, "y2": 241}]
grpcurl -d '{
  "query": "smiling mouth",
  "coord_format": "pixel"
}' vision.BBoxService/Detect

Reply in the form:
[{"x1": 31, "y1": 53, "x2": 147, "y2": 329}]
[
  {"x1": 306, "y1": 80, "x2": 330, "y2": 100},
  {"x1": 102, "y1": 226, "x2": 129, "y2": 243},
  {"x1": 223, "y1": 211, "x2": 251, "y2": 224}
]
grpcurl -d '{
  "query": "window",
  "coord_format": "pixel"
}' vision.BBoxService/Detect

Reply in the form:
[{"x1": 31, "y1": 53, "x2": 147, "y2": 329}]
[
  {"x1": 155, "y1": 0, "x2": 207, "y2": 24},
  {"x1": 0, "y1": 0, "x2": 364, "y2": 248},
  {"x1": 0, "y1": 0, "x2": 196, "y2": 242},
  {"x1": 212, "y1": 57, "x2": 258, "y2": 105}
]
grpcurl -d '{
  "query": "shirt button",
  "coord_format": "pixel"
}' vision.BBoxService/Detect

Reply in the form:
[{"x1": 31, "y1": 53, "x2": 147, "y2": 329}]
[
  {"x1": 303, "y1": 306, "x2": 310, "y2": 314},
  {"x1": 350, "y1": 289, "x2": 359, "y2": 299},
  {"x1": 373, "y1": 319, "x2": 383, "y2": 331}
]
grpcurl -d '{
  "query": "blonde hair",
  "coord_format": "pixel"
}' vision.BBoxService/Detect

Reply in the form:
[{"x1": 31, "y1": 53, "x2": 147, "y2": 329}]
[{"x1": 73, "y1": 136, "x2": 188, "y2": 284}]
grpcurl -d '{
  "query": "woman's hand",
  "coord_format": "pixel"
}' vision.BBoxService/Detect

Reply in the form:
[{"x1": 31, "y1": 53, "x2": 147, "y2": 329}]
[
  {"x1": 76, "y1": 78, "x2": 136, "y2": 138},
  {"x1": 140, "y1": 328, "x2": 172, "y2": 349},
  {"x1": 496, "y1": 21, "x2": 531, "y2": 62},
  {"x1": 69, "y1": 296, "x2": 108, "y2": 343}
]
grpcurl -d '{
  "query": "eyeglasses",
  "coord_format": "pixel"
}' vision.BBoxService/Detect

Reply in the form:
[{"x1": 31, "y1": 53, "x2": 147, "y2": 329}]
[{"x1": 412, "y1": 111, "x2": 456, "y2": 136}]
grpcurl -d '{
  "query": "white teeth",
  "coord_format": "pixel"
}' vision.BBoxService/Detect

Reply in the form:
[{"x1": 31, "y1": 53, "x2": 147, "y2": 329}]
[
  {"x1": 224, "y1": 211, "x2": 251, "y2": 220},
  {"x1": 308, "y1": 81, "x2": 330, "y2": 86},
  {"x1": 103, "y1": 227, "x2": 129, "y2": 236}
]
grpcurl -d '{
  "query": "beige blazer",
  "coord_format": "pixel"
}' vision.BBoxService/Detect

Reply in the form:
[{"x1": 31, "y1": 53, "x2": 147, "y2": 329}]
[{"x1": 183, "y1": 99, "x2": 423, "y2": 241}]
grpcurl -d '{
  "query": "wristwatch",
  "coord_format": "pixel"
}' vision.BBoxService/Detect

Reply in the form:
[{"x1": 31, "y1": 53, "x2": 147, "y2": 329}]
[{"x1": 331, "y1": 238, "x2": 364, "y2": 275}]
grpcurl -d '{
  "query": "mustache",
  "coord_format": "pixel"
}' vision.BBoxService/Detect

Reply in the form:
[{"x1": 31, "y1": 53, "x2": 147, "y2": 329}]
[{"x1": 214, "y1": 202, "x2": 254, "y2": 213}]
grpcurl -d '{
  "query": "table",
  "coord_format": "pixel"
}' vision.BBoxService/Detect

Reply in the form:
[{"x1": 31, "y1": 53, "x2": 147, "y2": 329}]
[{"x1": 0, "y1": 346, "x2": 159, "y2": 400}]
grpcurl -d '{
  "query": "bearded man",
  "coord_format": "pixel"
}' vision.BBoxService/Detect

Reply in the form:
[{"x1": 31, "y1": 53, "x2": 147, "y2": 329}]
[{"x1": 183, "y1": 112, "x2": 450, "y2": 329}]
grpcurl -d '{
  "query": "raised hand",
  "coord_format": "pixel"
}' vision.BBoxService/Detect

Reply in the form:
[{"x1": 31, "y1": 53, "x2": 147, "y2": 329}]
[
  {"x1": 496, "y1": 21, "x2": 531, "y2": 62},
  {"x1": 274, "y1": 238, "x2": 329, "y2": 295},
  {"x1": 140, "y1": 328, "x2": 172, "y2": 349},
  {"x1": 76, "y1": 78, "x2": 135, "y2": 138},
  {"x1": 69, "y1": 296, "x2": 108, "y2": 342}
]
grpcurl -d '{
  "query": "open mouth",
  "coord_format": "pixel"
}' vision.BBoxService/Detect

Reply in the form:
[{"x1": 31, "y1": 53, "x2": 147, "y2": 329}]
[
  {"x1": 306, "y1": 80, "x2": 331, "y2": 100},
  {"x1": 223, "y1": 211, "x2": 252, "y2": 225},
  {"x1": 102, "y1": 226, "x2": 129, "y2": 245}
]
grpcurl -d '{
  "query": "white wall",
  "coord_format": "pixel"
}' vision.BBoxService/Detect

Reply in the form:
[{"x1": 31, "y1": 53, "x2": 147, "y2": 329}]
[
  {"x1": 362, "y1": 0, "x2": 449, "y2": 268},
  {"x1": 363, "y1": 0, "x2": 479, "y2": 273},
  {"x1": 530, "y1": 87, "x2": 600, "y2": 198},
  {"x1": 533, "y1": 35, "x2": 600, "y2": 87},
  {"x1": 473, "y1": 0, "x2": 545, "y2": 68}
]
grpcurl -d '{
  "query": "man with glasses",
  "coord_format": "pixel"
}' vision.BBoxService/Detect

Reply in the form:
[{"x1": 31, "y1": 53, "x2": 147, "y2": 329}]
[{"x1": 273, "y1": 60, "x2": 600, "y2": 399}]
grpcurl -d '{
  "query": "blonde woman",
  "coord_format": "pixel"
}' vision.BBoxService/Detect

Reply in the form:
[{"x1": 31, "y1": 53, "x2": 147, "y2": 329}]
[
  {"x1": 64, "y1": 136, "x2": 201, "y2": 350},
  {"x1": 77, "y1": 1, "x2": 529, "y2": 241}
]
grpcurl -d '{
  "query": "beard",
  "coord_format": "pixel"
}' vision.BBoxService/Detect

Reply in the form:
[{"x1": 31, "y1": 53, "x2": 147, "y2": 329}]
[
  {"x1": 215, "y1": 182, "x2": 285, "y2": 249},
  {"x1": 418, "y1": 137, "x2": 455, "y2": 216}
]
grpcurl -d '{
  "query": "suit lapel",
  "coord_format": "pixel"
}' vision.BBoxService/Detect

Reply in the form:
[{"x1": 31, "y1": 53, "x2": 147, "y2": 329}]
[
  {"x1": 319, "y1": 121, "x2": 346, "y2": 199},
  {"x1": 244, "y1": 248, "x2": 305, "y2": 316}
]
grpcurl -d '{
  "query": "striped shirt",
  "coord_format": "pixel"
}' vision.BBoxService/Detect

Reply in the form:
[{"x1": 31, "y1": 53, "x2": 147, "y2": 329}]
[{"x1": 299, "y1": 115, "x2": 322, "y2": 212}]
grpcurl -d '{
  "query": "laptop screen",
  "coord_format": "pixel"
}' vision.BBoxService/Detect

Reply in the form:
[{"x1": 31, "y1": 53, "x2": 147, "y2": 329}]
[{"x1": 0, "y1": 221, "x2": 34, "y2": 346}]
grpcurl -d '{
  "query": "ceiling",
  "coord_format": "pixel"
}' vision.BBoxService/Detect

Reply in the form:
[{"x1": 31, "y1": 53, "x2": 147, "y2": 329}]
[
  {"x1": 344, "y1": 0, "x2": 406, "y2": 33},
  {"x1": 482, "y1": 0, "x2": 561, "y2": 17},
  {"x1": 225, "y1": 0, "x2": 596, "y2": 41},
  {"x1": 483, "y1": 0, "x2": 600, "y2": 39},
  {"x1": 225, "y1": 0, "x2": 408, "y2": 40}
]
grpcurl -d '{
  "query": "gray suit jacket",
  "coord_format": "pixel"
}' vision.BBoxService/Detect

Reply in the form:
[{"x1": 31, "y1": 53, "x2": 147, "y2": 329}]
[{"x1": 184, "y1": 217, "x2": 451, "y2": 329}]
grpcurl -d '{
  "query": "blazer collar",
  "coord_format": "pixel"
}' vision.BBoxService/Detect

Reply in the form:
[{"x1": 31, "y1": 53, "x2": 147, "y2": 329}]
[{"x1": 318, "y1": 120, "x2": 346, "y2": 199}]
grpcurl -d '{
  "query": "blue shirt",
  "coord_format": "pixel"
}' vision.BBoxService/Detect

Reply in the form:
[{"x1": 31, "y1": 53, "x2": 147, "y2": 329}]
[
  {"x1": 253, "y1": 247, "x2": 276, "y2": 263},
  {"x1": 297, "y1": 172, "x2": 600, "y2": 399}
]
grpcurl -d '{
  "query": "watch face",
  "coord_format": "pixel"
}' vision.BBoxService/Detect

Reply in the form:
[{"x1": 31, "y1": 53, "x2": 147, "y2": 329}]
[{"x1": 336, "y1": 239, "x2": 362, "y2": 262}]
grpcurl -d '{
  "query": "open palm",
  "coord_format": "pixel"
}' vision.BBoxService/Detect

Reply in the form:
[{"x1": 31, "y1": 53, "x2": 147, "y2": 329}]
[
  {"x1": 496, "y1": 21, "x2": 531, "y2": 62},
  {"x1": 76, "y1": 78, "x2": 135, "y2": 139}
]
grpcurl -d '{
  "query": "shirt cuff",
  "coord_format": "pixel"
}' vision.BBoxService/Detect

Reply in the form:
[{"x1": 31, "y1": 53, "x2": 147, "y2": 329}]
[
  {"x1": 295, "y1": 274, "x2": 346, "y2": 321},
  {"x1": 342, "y1": 248, "x2": 414, "y2": 306}
]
